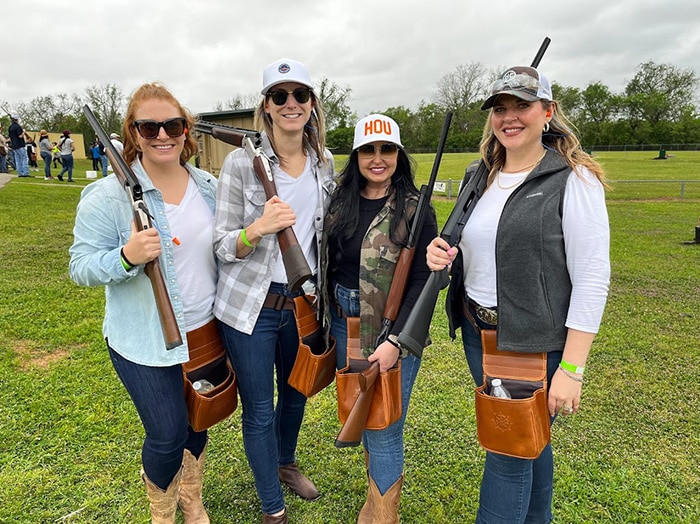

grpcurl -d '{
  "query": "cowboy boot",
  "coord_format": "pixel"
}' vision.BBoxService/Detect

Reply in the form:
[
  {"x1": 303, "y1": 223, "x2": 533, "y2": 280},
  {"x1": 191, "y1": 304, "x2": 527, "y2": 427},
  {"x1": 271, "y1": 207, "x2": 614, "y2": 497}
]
[
  {"x1": 142, "y1": 466, "x2": 183, "y2": 524},
  {"x1": 178, "y1": 446, "x2": 210, "y2": 523},
  {"x1": 262, "y1": 508, "x2": 288, "y2": 523},
  {"x1": 357, "y1": 448, "x2": 373, "y2": 524},
  {"x1": 369, "y1": 474, "x2": 403, "y2": 524}
]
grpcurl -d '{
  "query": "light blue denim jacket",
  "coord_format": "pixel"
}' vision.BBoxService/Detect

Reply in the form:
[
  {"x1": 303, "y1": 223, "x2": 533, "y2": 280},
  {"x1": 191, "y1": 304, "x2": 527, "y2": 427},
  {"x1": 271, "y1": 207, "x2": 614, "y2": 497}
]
[{"x1": 69, "y1": 159, "x2": 217, "y2": 366}]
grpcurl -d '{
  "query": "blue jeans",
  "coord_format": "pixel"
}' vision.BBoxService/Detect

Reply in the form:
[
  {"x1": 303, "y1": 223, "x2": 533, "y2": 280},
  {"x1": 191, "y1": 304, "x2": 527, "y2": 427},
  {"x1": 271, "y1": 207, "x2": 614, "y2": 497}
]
[
  {"x1": 58, "y1": 154, "x2": 74, "y2": 181},
  {"x1": 330, "y1": 282, "x2": 421, "y2": 495},
  {"x1": 0, "y1": 153, "x2": 7, "y2": 173},
  {"x1": 218, "y1": 282, "x2": 307, "y2": 515},
  {"x1": 13, "y1": 147, "x2": 29, "y2": 177},
  {"x1": 107, "y1": 343, "x2": 207, "y2": 490},
  {"x1": 460, "y1": 307, "x2": 559, "y2": 524},
  {"x1": 100, "y1": 154, "x2": 108, "y2": 177},
  {"x1": 41, "y1": 151, "x2": 52, "y2": 178}
]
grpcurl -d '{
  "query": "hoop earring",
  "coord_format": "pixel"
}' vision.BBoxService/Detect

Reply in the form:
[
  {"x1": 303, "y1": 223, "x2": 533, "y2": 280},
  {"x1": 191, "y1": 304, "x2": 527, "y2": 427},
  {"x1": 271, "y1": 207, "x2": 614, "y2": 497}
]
[{"x1": 543, "y1": 122, "x2": 550, "y2": 133}]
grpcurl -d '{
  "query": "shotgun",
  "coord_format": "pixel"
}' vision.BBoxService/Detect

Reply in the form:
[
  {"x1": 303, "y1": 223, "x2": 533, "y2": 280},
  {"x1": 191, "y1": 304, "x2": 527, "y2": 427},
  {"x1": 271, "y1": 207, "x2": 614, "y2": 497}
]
[
  {"x1": 334, "y1": 112, "x2": 451, "y2": 448},
  {"x1": 397, "y1": 37, "x2": 551, "y2": 356},
  {"x1": 195, "y1": 121, "x2": 312, "y2": 292},
  {"x1": 82, "y1": 105, "x2": 183, "y2": 350}
]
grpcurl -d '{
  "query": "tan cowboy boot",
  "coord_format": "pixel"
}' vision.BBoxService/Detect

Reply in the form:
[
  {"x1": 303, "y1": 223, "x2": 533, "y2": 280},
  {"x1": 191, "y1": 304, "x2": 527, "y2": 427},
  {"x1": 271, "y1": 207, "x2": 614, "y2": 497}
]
[
  {"x1": 278, "y1": 462, "x2": 320, "y2": 500},
  {"x1": 142, "y1": 466, "x2": 183, "y2": 524},
  {"x1": 369, "y1": 474, "x2": 403, "y2": 523},
  {"x1": 357, "y1": 448, "x2": 373, "y2": 524},
  {"x1": 178, "y1": 446, "x2": 210, "y2": 523}
]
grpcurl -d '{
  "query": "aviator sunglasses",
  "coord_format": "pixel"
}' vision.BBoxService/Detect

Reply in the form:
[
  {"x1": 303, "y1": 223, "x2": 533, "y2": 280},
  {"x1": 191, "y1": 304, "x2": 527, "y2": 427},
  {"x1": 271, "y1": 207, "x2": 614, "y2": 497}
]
[
  {"x1": 266, "y1": 88, "x2": 312, "y2": 106},
  {"x1": 357, "y1": 143, "x2": 399, "y2": 157},
  {"x1": 133, "y1": 117, "x2": 187, "y2": 139}
]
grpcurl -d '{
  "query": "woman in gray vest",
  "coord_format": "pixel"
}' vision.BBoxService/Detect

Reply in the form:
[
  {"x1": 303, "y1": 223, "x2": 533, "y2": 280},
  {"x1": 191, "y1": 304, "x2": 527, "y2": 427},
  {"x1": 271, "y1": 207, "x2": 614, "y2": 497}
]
[{"x1": 426, "y1": 66, "x2": 610, "y2": 523}]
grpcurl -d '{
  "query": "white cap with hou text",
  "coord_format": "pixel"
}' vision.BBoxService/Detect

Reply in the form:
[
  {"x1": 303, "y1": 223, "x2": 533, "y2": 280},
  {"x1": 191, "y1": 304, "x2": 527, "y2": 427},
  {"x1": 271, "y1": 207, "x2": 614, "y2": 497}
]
[{"x1": 352, "y1": 114, "x2": 402, "y2": 150}]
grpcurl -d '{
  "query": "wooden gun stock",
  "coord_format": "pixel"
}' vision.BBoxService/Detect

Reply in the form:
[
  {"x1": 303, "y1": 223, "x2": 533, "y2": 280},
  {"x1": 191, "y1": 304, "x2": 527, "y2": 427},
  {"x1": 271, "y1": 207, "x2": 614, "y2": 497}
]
[{"x1": 335, "y1": 361, "x2": 380, "y2": 448}]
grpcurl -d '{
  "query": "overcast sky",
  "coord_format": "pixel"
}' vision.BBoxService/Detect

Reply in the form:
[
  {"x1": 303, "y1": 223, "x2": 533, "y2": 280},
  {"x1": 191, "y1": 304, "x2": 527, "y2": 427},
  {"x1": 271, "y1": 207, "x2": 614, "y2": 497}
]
[{"x1": 2, "y1": 0, "x2": 699, "y2": 119}]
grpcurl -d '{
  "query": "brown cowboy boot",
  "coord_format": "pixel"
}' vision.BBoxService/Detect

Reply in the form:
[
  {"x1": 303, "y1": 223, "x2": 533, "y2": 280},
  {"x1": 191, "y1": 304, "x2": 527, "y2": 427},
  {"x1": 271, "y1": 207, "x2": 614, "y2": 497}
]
[
  {"x1": 357, "y1": 448, "x2": 373, "y2": 524},
  {"x1": 142, "y1": 466, "x2": 183, "y2": 524},
  {"x1": 369, "y1": 474, "x2": 403, "y2": 523},
  {"x1": 178, "y1": 446, "x2": 210, "y2": 523}
]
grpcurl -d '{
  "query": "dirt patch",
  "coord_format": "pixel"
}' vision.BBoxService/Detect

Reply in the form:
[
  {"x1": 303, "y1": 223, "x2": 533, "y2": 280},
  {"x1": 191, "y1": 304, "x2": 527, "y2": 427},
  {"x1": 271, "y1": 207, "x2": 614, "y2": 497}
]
[{"x1": 13, "y1": 339, "x2": 72, "y2": 371}]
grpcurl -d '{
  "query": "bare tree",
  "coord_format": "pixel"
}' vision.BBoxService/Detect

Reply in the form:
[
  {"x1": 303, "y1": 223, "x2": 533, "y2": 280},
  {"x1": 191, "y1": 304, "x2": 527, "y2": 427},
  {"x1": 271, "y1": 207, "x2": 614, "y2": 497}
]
[
  {"x1": 213, "y1": 93, "x2": 260, "y2": 112},
  {"x1": 84, "y1": 84, "x2": 125, "y2": 135},
  {"x1": 316, "y1": 77, "x2": 354, "y2": 130},
  {"x1": 433, "y1": 61, "x2": 489, "y2": 135}
]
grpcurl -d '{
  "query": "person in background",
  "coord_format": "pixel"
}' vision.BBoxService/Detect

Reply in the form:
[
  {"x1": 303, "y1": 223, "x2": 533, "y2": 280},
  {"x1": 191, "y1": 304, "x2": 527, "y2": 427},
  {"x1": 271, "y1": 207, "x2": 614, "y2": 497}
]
[
  {"x1": 0, "y1": 124, "x2": 8, "y2": 174},
  {"x1": 90, "y1": 140, "x2": 101, "y2": 171},
  {"x1": 38, "y1": 130, "x2": 54, "y2": 180},
  {"x1": 110, "y1": 132, "x2": 124, "y2": 153},
  {"x1": 8, "y1": 115, "x2": 29, "y2": 177},
  {"x1": 56, "y1": 130, "x2": 75, "y2": 182},
  {"x1": 70, "y1": 82, "x2": 218, "y2": 524},
  {"x1": 98, "y1": 139, "x2": 108, "y2": 177},
  {"x1": 52, "y1": 141, "x2": 62, "y2": 168},
  {"x1": 214, "y1": 58, "x2": 335, "y2": 524},
  {"x1": 26, "y1": 134, "x2": 39, "y2": 171},
  {"x1": 426, "y1": 65, "x2": 610, "y2": 523},
  {"x1": 323, "y1": 114, "x2": 437, "y2": 523}
]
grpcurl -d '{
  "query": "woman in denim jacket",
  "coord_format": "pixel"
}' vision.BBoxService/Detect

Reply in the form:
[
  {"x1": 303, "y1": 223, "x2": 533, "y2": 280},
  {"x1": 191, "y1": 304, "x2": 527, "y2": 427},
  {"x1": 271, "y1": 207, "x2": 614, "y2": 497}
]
[{"x1": 70, "y1": 83, "x2": 218, "y2": 523}]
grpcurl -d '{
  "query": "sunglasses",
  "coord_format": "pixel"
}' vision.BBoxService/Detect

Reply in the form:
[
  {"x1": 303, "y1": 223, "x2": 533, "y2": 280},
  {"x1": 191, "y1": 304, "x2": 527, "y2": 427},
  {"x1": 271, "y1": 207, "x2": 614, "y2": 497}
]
[
  {"x1": 133, "y1": 117, "x2": 187, "y2": 139},
  {"x1": 356, "y1": 143, "x2": 399, "y2": 157},
  {"x1": 266, "y1": 88, "x2": 312, "y2": 106}
]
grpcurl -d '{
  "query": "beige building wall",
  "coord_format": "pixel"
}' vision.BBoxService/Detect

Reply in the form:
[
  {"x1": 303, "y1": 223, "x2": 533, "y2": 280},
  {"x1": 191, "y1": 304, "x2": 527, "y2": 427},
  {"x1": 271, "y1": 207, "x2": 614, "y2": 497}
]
[{"x1": 195, "y1": 109, "x2": 256, "y2": 175}]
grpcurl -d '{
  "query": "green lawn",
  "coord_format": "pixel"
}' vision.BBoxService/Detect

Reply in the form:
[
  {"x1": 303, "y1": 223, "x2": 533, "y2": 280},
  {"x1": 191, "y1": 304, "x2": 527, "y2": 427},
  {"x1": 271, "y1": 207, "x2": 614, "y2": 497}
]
[{"x1": 0, "y1": 156, "x2": 698, "y2": 523}]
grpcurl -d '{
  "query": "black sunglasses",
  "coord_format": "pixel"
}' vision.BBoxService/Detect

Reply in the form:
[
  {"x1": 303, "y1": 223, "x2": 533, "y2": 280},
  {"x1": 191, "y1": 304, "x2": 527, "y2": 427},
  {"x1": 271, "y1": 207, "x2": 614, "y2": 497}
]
[
  {"x1": 266, "y1": 88, "x2": 312, "y2": 106},
  {"x1": 357, "y1": 143, "x2": 399, "y2": 157},
  {"x1": 133, "y1": 117, "x2": 187, "y2": 139}
]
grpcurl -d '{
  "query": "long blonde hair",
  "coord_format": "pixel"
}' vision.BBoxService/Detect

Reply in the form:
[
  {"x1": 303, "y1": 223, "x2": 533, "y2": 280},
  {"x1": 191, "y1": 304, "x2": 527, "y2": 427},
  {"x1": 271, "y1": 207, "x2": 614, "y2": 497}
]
[
  {"x1": 479, "y1": 99, "x2": 608, "y2": 188},
  {"x1": 254, "y1": 91, "x2": 328, "y2": 165},
  {"x1": 122, "y1": 82, "x2": 198, "y2": 166}
]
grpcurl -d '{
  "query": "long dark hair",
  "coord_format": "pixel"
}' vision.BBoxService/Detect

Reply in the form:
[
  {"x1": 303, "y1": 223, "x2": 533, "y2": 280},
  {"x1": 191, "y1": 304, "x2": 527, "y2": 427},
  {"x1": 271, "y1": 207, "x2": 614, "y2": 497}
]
[{"x1": 326, "y1": 149, "x2": 419, "y2": 267}]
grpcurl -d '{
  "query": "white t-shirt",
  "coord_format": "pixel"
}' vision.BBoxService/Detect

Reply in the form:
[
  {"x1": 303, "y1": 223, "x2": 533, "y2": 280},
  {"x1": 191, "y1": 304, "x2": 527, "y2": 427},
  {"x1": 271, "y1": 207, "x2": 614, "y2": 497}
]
[
  {"x1": 164, "y1": 177, "x2": 217, "y2": 331},
  {"x1": 270, "y1": 156, "x2": 319, "y2": 284}
]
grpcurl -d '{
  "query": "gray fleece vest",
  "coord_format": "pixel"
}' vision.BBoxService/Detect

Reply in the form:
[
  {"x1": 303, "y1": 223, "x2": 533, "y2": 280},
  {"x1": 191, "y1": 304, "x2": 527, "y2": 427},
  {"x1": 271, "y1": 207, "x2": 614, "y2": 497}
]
[{"x1": 447, "y1": 151, "x2": 572, "y2": 353}]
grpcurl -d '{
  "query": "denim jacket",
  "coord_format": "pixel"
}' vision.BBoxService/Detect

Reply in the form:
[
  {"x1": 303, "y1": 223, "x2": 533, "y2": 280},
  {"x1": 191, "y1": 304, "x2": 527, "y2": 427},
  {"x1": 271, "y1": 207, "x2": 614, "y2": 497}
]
[{"x1": 69, "y1": 159, "x2": 217, "y2": 366}]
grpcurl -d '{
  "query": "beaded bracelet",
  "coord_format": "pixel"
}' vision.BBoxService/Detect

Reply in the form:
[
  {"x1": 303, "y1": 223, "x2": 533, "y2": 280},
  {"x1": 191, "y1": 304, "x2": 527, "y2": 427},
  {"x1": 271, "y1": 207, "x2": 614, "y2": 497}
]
[{"x1": 558, "y1": 364, "x2": 584, "y2": 383}]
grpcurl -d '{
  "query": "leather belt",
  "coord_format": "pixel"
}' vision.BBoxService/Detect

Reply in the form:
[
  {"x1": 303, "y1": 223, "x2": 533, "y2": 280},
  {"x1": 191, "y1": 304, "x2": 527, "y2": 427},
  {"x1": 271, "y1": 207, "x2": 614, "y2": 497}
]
[
  {"x1": 263, "y1": 292, "x2": 295, "y2": 311},
  {"x1": 462, "y1": 296, "x2": 497, "y2": 333}
]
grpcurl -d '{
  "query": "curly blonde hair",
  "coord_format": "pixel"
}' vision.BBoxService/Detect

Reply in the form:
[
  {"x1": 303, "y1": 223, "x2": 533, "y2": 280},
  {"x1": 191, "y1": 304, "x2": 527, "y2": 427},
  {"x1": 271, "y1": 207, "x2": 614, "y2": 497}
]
[{"x1": 122, "y1": 82, "x2": 198, "y2": 166}]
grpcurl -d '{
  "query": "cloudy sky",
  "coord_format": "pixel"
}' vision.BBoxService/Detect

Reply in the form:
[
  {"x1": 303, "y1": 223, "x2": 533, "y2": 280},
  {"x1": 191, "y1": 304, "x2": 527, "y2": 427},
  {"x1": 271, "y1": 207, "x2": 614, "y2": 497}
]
[{"x1": 2, "y1": 0, "x2": 699, "y2": 119}]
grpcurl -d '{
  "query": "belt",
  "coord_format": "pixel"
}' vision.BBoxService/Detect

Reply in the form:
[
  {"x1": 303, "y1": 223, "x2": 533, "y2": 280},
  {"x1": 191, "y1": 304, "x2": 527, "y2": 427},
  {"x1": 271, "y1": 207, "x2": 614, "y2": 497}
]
[
  {"x1": 262, "y1": 292, "x2": 295, "y2": 311},
  {"x1": 462, "y1": 296, "x2": 497, "y2": 333}
]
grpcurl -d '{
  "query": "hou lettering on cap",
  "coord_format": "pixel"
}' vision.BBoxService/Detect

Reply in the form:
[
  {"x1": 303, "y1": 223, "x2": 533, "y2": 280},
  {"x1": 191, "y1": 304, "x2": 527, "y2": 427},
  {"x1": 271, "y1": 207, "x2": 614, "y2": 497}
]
[{"x1": 352, "y1": 114, "x2": 402, "y2": 150}]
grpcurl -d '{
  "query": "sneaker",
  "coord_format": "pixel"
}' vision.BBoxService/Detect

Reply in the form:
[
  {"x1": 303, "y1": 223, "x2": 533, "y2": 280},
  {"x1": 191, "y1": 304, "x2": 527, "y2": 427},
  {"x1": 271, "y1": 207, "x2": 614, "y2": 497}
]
[{"x1": 57, "y1": 175, "x2": 64, "y2": 181}]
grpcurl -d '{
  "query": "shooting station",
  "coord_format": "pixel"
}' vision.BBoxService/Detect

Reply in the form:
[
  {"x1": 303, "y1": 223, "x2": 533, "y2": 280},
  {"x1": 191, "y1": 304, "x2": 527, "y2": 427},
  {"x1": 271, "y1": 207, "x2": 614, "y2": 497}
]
[{"x1": 195, "y1": 109, "x2": 255, "y2": 175}]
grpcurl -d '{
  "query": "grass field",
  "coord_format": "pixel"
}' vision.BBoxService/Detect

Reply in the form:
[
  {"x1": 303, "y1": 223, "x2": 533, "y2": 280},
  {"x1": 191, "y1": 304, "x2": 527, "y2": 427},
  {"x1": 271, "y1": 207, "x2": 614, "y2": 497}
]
[{"x1": 0, "y1": 153, "x2": 698, "y2": 523}]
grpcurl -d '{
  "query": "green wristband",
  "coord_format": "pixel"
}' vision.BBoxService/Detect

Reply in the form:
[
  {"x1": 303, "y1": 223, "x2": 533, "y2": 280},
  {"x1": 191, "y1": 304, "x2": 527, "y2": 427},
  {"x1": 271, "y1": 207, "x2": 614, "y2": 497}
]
[
  {"x1": 240, "y1": 228, "x2": 254, "y2": 248},
  {"x1": 120, "y1": 248, "x2": 134, "y2": 271},
  {"x1": 560, "y1": 359, "x2": 585, "y2": 374}
]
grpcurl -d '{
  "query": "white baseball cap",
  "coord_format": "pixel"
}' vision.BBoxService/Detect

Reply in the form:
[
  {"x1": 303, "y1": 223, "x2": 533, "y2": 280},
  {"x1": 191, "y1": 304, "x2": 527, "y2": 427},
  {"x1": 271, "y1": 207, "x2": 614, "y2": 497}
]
[
  {"x1": 261, "y1": 58, "x2": 314, "y2": 95},
  {"x1": 110, "y1": 132, "x2": 120, "y2": 139},
  {"x1": 352, "y1": 114, "x2": 402, "y2": 150}
]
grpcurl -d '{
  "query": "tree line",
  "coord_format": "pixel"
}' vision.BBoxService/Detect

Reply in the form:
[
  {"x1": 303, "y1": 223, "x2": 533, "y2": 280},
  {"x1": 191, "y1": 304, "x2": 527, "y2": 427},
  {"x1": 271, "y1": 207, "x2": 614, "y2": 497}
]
[{"x1": 2, "y1": 60, "x2": 698, "y2": 154}]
